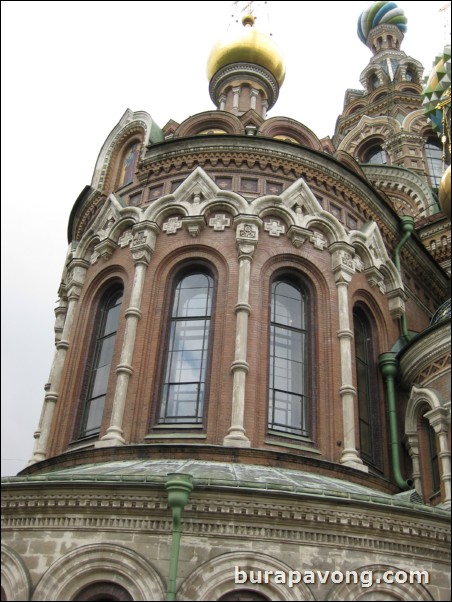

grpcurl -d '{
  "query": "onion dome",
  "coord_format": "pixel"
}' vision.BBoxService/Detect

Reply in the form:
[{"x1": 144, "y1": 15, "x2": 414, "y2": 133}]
[
  {"x1": 358, "y1": 1, "x2": 407, "y2": 45},
  {"x1": 430, "y1": 298, "x2": 451, "y2": 326},
  {"x1": 207, "y1": 14, "x2": 285, "y2": 86},
  {"x1": 422, "y1": 46, "x2": 451, "y2": 134}
]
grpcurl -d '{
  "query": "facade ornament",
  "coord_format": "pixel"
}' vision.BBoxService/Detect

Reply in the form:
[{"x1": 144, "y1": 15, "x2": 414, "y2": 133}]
[
  {"x1": 183, "y1": 216, "x2": 206, "y2": 238},
  {"x1": 94, "y1": 238, "x2": 117, "y2": 261},
  {"x1": 163, "y1": 217, "x2": 183, "y2": 234},
  {"x1": 118, "y1": 229, "x2": 134, "y2": 247},
  {"x1": 264, "y1": 219, "x2": 285, "y2": 237},
  {"x1": 311, "y1": 231, "x2": 328, "y2": 251},
  {"x1": 209, "y1": 214, "x2": 231, "y2": 231},
  {"x1": 287, "y1": 225, "x2": 312, "y2": 248}
]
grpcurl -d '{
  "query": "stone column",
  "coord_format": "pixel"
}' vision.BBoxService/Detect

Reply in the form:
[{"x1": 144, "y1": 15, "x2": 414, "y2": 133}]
[
  {"x1": 250, "y1": 88, "x2": 259, "y2": 111},
  {"x1": 29, "y1": 259, "x2": 88, "y2": 464},
  {"x1": 330, "y1": 242, "x2": 368, "y2": 472},
  {"x1": 404, "y1": 434, "x2": 423, "y2": 497},
  {"x1": 232, "y1": 87, "x2": 241, "y2": 111},
  {"x1": 223, "y1": 217, "x2": 261, "y2": 447},
  {"x1": 97, "y1": 223, "x2": 159, "y2": 447},
  {"x1": 425, "y1": 406, "x2": 451, "y2": 506}
]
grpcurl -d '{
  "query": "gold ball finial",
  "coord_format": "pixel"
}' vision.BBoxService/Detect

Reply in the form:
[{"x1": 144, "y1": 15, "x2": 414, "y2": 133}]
[{"x1": 242, "y1": 14, "x2": 255, "y2": 27}]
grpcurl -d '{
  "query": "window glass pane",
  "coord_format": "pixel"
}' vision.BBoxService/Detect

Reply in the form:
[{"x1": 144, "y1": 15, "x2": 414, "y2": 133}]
[
  {"x1": 269, "y1": 279, "x2": 309, "y2": 436},
  {"x1": 159, "y1": 272, "x2": 213, "y2": 424},
  {"x1": 425, "y1": 141, "x2": 444, "y2": 188},
  {"x1": 104, "y1": 298, "x2": 122, "y2": 335},
  {"x1": 84, "y1": 395, "x2": 106, "y2": 436},
  {"x1": 80, "y1": 288, "x2": 123, "y2": 438}
]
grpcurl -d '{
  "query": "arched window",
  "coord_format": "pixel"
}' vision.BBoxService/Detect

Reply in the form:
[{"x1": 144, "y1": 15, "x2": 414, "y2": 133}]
[
  {"x1": 268, "y1": 278, "x2": 310, "y2": 437},
  {"x1": 364, "y1": 145, "x2": 387, "y2": 165},
  {"x1": 73, "y1": 582, "x2": 133, "y2": 601},
  {"x1": 353, "y1": 307, "x2": 381, "y2": 466},
  {"x1": 79, "y1": 287, "x2": 123, "y2": 438},
  {"x1": 424, "y1": 139, "x2": 444, "y2": 189},
  {"x1": 369, "y1": 73, "x2": 381, "y2": 90},
  {"x1": 159, "y1": 272, "x2": 214, "y2": 424},
  {"x1": 419, "y1": 415, "x2": 440, "y2": 498},
  {"x1": 118, "y1": 142, "x2": 140, "y2": 188}
]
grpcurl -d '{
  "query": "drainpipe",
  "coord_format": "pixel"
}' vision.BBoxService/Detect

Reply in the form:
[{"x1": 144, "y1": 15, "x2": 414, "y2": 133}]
[
  {"x1": 379, "y1": 353, "x2": 412, "y2": 490},
  {"x1": 393, "y1": 215, "x2": 415, "y2": 341},
  {"x1": 379, "y1": 216, "x2": 416, "y2": 490},
  {"x1": 165, "y1": 473, "x2": 194, "y2": 602}
]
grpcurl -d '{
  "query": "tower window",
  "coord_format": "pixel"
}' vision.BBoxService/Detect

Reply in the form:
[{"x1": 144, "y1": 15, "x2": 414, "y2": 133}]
[
  {"x1": 353, "y1": 307, "x2": 381, "y2": 467},
  {"x1": 80, "y1": 287, "x2": 123, "y2": 438},
  {"x1": 268, "y1": 279, "x2": 310, "y2": 437},
  {"x1": 159, "y1": 272, "x2": 214, "y2": 424},
  {"x1": 364, "y1": 145, "x2": 387, "y2": 165},
  {"x1": 424, "y1": 139, "x2": 444, "y2": 189}
]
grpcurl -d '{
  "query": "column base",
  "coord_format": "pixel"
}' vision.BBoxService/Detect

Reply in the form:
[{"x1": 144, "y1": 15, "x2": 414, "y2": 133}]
[
  {"x1": 340, "y1": 449, "x2": 369, "y2": 473},
  {"x1": 223, "y1": 427, "x2": 251, "y2": 448},
  {"x1": 96, "y1": 427, "x2": 126, "y2": 447}
]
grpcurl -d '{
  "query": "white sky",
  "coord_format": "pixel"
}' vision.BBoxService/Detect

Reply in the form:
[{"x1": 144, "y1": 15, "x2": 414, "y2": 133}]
[{"x1": 1, "y1": 1, "x2": 450, "y2": 477}]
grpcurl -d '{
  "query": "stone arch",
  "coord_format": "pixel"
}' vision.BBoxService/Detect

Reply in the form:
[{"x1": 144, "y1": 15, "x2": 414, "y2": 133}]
[
  {"x1": 325, "y1": 564, "x2": 433, "y2": 601},
  {"x1": 405, "y1": 386, "x2": 443, "y2": 435},
  {"x1": 177, "y1": 552, "x2": 314, "y2": 601},
  {"x1": 175, "y1": 111, "x2": 244, "y2": 137},
  {"x1": 338, "y1": 116, "x2": 400, "y2": 159},
  {"x1": 91, "y1": 110, "x2": 162, "y2": 193},
  {"x1": 260, "y1": 117, "x2": 322, "y2": 151},
  {"x1": 1, "y1": 545, "x2": 31, "y2": 602},
  {"x1": 31, "y1": 543, "x2": 165, "y2": 601}
]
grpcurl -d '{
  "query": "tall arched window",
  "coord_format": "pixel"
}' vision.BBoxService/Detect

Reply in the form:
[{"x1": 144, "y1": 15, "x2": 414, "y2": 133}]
[
  {"x1": 268, "y1": 278, "x2": 309, "y2": 437},
  {"x1": 79, "y1": 287, "x2": 123, "y2": 438},
  {"x1": 159, "y1": 272, "x2": 214, "y2": 424},
  {"x1": 424, "y1": 139, "x2": 444, "y2": 189},
  {"x1": 353, "y1": 307, "x2": 381, "y2": 466}
]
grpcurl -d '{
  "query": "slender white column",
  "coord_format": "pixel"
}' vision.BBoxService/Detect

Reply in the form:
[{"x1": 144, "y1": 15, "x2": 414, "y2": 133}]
[
  {"x1": 405, "y1": 434, "x2": 423, "y2": 497},
  {"x1": 97, "y1": 223, "x2": 158, "y2": 447},
  {"x1": 425, "y1": 406, "x2": 451, "y2": 506},
  {"x1": 331, "y1": 243, "x2": 368, "y2": 472},
  {"x1": 29, "y1": 259, "x2": 88, "y2": 464},
  {"x1": 223, "y1": 217, "x2": 261, "y2": 447}
]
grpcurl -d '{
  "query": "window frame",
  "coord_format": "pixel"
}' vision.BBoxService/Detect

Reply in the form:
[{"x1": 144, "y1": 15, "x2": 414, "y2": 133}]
[
  {"x1": 154, "y1": 264, "x2": 216, "y2": 429},
  {"x1": 352, "y1": 305, "x2": 383, "y2": 469},
  {"x1": 77, "y1": 284, "x2": 124, "y2": 440},
  {"x1": 267, "y1": 273, "x2": 313, "y2": 440}
]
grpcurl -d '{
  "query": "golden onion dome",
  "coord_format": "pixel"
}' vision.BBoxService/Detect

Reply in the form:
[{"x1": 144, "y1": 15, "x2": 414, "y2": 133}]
[
  {"x1": 207, "y1": 14, "x2": 286, "y2": 86},
  {"x1": 439, "y1": 164, "x2": 451, "y2": 219}
]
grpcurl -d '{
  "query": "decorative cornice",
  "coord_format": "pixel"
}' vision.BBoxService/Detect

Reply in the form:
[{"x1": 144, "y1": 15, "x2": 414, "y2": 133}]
[{"x1": 1, "y1": 488, "x2": 449, "y2": 561}]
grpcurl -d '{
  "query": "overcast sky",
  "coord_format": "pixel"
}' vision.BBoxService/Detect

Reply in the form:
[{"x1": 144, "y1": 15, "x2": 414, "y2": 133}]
[{"x1": 1, "y1": 1, "x2": 450, "y2": 477}]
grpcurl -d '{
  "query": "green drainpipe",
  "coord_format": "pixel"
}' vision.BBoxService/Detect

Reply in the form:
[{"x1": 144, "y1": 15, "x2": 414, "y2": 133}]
[
  {"x1": 393, "y1": 215, "x2": 415, "y2": 341},
  {"x1": 379, "y1": 215, "x2": 416, "y2": 490},
  {"x1": 379, "y1": 353, "x2": 412, "y2": 490},
  {"x1": 165, "y1": 473, "x2": 194, "y2": 602}
]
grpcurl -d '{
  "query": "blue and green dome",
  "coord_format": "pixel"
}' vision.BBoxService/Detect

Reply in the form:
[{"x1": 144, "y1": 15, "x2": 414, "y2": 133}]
[{"x1": 358, "y1": 1, "x2": 407, "y2": 44}]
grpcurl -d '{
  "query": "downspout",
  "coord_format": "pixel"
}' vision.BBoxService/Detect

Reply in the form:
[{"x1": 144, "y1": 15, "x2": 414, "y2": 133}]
[
  {"x1": 393, "y1": 215, "x2": 415, "y2": 341},
  {"x1": 378, "y1": 216, "x2": 415, "y2": 491},
  {"x1": 165, "y1": 473, "x2": 194, "y2": 602},
  {"x1": 379, "y1": 353, "x2": 412, "y2": 490}
]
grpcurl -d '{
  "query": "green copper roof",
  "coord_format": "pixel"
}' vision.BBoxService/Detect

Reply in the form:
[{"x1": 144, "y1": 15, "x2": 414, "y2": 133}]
[{"x1": 3, "y1": 459, "x2": 449, "y2": 516}]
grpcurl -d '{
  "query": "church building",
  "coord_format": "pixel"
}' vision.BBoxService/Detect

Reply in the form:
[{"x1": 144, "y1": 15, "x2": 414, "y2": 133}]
[{"x1": 2, "y1": 2, "x2": 450, "y2": 600}]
